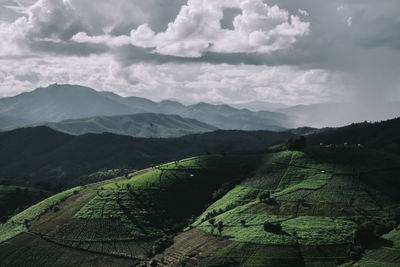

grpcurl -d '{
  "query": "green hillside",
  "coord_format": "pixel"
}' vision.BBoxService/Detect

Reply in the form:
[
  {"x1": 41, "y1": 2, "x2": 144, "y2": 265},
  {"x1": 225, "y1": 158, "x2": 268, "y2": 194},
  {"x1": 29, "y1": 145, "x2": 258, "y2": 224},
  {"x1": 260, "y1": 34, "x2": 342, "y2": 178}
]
[
  {"x1": 0, "y1": 146, "x2": 399, "y2": 266},
  {"x1": 33, "y1": 113, "x2": 217, "y2": 138}
]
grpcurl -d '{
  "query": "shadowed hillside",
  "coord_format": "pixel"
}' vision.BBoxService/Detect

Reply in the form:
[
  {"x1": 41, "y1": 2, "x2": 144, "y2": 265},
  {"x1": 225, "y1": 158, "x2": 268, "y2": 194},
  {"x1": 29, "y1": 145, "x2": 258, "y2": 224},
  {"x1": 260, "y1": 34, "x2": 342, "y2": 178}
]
[
  {"x1": 0, "y1": 147, "x2": 399, "y2": 266},
  {"x1": 0, "y1": 126, "x2": 293, "y2": 190},
  {"x1": 307, "y1": 117, "x2": 400, "y2": 154}
]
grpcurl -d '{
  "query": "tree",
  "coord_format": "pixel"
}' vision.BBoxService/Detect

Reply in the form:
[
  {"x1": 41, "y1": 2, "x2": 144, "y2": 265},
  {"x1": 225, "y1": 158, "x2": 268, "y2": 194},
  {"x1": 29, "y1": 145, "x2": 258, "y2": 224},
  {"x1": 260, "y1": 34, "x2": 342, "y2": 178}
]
[
  {"x1": 286, "y1": 136, "x2": 307, "y2": 151},
  {"x1": 217, "y1": 221, "x2": 224, "y2": 234},
  {"x1": 258, "y1": 192, "x2": 270, "y2": 202},
  {"x1": 263, "y1": 222, "x2": 282, "y2": 233}
]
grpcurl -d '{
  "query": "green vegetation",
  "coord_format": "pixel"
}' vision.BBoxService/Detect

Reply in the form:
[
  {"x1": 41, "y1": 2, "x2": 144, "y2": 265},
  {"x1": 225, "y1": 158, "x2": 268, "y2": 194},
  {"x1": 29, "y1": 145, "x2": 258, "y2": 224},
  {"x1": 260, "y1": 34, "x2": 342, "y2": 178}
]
[
  {"x1": 282, "y1": 216, "x2": 356, "y2": 245},
  {"x1": 74, "y1": 155, "x2": 262, "y2": 238},
  {"x1": 0, "y1": 223, "x2": 24, "y2": 243},
  {"x1": 78, "y1": 168, "x2": 135, "y2": 185},
  {"x1": 192, "y1": 147, "x2": 400, "y2": 266},
  {"x1": 286, "y1": 136, "x2": 307, "y2": 150},
  {"x1": 1, "y1": 138, "x2": 400, "y2": 266},
  {"x1": 10, "y1": 186, "x2": 82, "y2": 224},
  {"x1": 151, "y1": 236, "x2": 174, "y2": 255}
]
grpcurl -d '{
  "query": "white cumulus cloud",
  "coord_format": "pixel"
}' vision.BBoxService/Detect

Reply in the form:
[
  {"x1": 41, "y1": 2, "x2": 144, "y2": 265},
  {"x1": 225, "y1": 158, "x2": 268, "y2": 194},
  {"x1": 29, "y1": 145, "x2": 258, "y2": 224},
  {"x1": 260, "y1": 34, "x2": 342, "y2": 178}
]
[{"x1": 128, "y1": 0, "x2": 310, "y2": 57}]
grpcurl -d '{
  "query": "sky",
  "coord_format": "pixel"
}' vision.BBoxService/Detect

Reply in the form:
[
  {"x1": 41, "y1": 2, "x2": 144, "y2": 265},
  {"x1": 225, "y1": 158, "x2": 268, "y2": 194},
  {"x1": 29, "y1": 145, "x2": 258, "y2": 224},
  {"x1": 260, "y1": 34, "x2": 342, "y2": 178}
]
[{"x1": 0, "y1": 0, "x2": 399, "y2": 106}]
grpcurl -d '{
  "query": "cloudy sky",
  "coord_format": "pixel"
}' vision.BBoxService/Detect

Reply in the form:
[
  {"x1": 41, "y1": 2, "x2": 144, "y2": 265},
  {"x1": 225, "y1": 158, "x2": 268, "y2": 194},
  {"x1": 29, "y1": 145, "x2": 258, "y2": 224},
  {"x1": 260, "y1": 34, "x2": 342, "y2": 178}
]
[{"x1": 0, "y1": 0, "x2": 399, "y2": 106}]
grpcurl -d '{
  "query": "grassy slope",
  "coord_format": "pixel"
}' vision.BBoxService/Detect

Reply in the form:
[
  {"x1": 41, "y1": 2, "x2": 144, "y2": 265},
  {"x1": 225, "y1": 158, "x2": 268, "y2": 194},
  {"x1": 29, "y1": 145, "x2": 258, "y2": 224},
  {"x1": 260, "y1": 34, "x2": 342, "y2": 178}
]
[
  {"x1": 0, "y1": 186, "x2": 83, "y2": 244},
  {"x1": 10, "y1": 186, "x2": 83, "y2": 224},
  {"x1": 194, "y1": 147, "x2": 400, "y2": 266},
  {"x1": 1, "y1": 148, "x2": 399, "y2": 266},
  {"x1": 73, "y1": 155, "x2": 263, "y2": 239}
]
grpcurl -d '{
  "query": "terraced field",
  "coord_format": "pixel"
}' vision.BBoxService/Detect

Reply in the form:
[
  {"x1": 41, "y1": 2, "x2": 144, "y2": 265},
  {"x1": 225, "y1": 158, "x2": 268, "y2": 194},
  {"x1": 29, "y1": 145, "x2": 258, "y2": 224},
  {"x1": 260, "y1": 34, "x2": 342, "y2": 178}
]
[
  {"x1": 190, "y1": 148, "x2": 400, "y2": 266},
  {"x1": 0, "y1": 148, "x2": 399, "y2": 266},
  {"x1": 0, "y1": 155, "x2": 262, "y2": 265}
]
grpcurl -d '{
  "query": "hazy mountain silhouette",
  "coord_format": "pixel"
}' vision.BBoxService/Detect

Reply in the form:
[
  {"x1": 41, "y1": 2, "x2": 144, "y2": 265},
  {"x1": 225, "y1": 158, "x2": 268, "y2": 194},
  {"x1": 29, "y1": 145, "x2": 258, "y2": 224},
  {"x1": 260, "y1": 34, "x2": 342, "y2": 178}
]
[
  {"x1": 230, "y1": 100, "x2": 289, "y2": 111},
  {"x1": 0, "y1": 84, "x2": 294, "y2": 131}
]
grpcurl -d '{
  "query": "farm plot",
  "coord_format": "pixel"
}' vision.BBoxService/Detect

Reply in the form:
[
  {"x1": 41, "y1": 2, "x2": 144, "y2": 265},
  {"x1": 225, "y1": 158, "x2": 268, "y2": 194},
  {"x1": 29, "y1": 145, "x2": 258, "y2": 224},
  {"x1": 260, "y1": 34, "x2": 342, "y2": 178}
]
[
  {"x1": 240, "y1": 151, "x2": 292, "y2": 190},
  {"x1": 0, "y1": 233, "x2": 136, "y2": 266},
  {"x1": 196, "y1": 204, "x2": 296, "y2": 245},
  {"x1": 46, "y1": 236, "x2": 153, "y2": 259},
  {"x1": 153, "y1": 228, "x2": 232, "y2": 266},
  {"x1": 192, "y1": 186, "x2": 261, "y2": 226},
  {"x1": 198, "y1": 242, "x2": 303, "y2": 267},
  {"x1": 10, "y1": 186, "x2": 83, "y2": 224},
  {"x1": 274, "y1": 166, "x2": 332, "y2": 197},
  {"x1": 51, "y1": 218, "x2": 133, "y2": 240},
  {"x1": 74, "y1": 155, "x2": 264, "y2": 240}
]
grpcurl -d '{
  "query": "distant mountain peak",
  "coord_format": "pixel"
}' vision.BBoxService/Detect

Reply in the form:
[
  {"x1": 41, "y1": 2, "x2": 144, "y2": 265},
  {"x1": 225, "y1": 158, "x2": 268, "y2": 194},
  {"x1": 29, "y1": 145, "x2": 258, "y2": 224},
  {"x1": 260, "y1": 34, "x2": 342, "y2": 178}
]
[{"x1": 0, "y1": 84, "x2": 294, "y2": 131}]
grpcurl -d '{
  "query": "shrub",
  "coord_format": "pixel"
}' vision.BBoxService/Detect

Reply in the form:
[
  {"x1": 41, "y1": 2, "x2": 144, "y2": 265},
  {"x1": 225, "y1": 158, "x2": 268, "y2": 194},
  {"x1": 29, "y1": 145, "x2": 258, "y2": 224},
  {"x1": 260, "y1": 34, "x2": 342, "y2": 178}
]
[
  {"x1": 217, "y1": 221, "x2": 224, "y2": 234},
  {"x1": 152, "y1": 236, "x2": 173, "y2": 255},
  {"x1": 176, "y1": 256, "x2": 189, "y2": 267},
  {"x1": 354, "y1": 221, "x2": 378, "y2": 247},
  {"x1": 286, "y1": 136, "x2": 307, "y2": 151},
  {"x1": 263, "y1": 222, "x2": 282, "y2": 233},
  {"x1": 258, "y1": 192, "x2": 270, "y2": 202}
]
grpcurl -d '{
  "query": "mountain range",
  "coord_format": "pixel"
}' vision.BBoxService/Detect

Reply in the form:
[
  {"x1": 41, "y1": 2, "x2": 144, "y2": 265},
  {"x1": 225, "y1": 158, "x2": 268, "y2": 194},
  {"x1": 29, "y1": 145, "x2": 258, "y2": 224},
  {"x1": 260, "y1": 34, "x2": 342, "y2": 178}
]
[
  {"x1": 32, "y1": 113, "x2": 217, "y2": 138},
  {"x1": 229, "y1": 100, "x2": 289, "y2": 111},
  {"x1": 0, "y1": 84, "x2": 295, "y2": 133}
]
